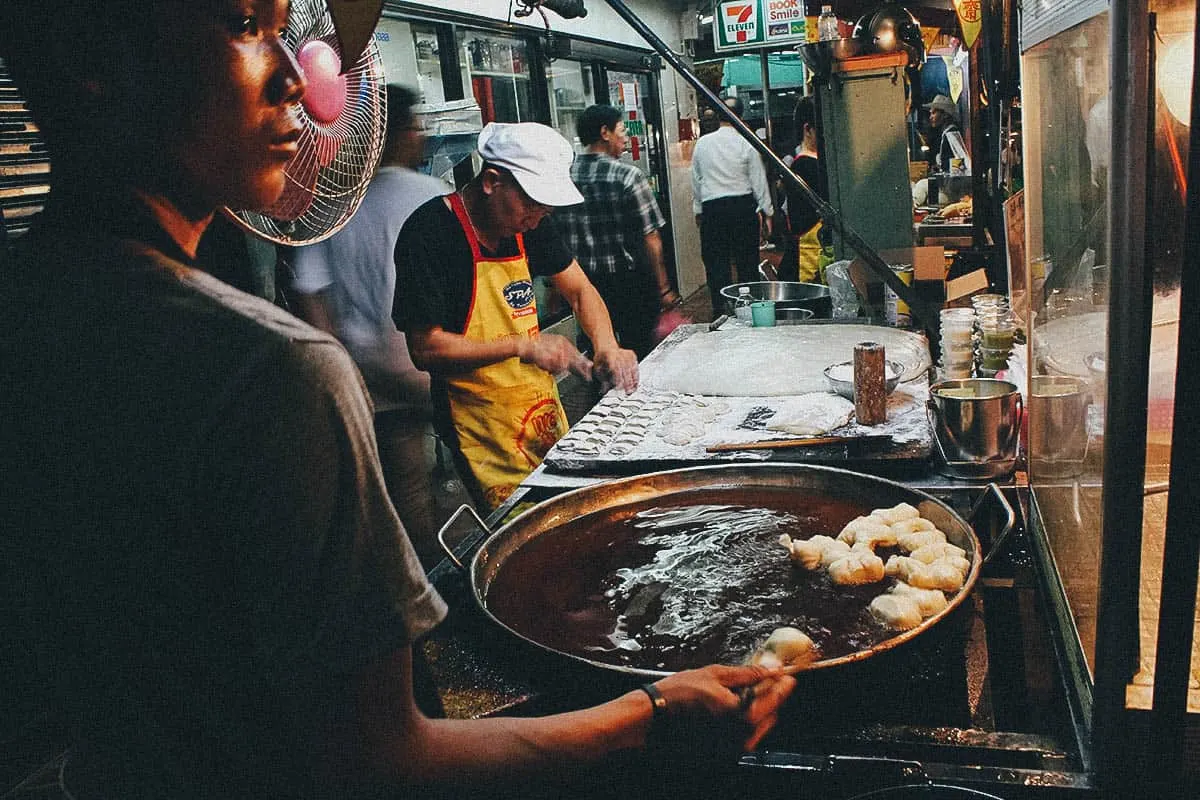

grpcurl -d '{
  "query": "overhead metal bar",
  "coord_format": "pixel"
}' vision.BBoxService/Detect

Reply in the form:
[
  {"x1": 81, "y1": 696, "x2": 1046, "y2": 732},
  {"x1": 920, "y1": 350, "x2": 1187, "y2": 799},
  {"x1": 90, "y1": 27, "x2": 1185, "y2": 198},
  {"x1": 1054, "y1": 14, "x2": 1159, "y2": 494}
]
[{"x1": 599, "y1": 0, "x2": 941, "y2": 343}]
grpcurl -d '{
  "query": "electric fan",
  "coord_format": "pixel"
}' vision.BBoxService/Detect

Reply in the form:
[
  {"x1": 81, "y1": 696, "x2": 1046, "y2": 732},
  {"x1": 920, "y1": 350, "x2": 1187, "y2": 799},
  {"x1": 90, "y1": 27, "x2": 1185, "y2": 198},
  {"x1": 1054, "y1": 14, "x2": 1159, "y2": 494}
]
[{"x1": 229, "y1": 0, "x2": 387, "y2": 245}]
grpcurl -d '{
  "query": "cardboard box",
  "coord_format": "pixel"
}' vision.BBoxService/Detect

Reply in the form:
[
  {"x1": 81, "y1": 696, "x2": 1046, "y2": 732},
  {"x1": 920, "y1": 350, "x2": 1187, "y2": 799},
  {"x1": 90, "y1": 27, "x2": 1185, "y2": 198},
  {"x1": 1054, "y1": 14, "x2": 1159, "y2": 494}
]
[
  {"x1": 849, "y1": 246, "x2": 944, "y2": 282},
  {"x1": 944, "y1": 268, "x2": 990, "y2": 305},
  {"x1": 848, "y1": 246, "x2": 946, "y2": 304}
]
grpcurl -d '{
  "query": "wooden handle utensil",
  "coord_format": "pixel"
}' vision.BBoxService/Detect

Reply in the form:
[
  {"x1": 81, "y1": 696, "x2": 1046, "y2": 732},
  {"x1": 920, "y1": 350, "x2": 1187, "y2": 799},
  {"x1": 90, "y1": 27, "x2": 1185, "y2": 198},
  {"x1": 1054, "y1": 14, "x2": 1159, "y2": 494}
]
[{"x1": 706, "y1": 435, "x2": 894, "y2": 453}]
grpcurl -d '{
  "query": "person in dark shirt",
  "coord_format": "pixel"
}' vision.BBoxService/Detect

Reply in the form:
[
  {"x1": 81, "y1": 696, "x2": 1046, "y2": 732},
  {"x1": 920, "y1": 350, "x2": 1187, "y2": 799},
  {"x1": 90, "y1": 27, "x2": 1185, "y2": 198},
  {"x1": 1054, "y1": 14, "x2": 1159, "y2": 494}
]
[
  {"x1": 394, "y1": 122, "x2": 639, "y2": 509},
  {"x1": 1, "y1": 2, "x2": 796, "y2": 797},
  {"x1": 780, "y1": 95, "x2": 829, "y2": 284}
]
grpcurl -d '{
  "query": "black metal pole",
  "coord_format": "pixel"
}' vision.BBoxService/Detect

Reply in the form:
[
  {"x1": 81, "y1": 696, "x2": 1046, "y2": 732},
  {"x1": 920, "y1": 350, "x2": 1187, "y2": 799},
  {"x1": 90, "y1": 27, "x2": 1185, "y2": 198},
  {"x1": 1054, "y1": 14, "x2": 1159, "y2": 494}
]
[
  {"x1": 1093, "y1": 1, "x2": 1153, "y2": 787},
  {"x1": 1150, "y1": 0, "x2": 1200, "y2": 786},
  {"x1": 599, "y1": 0, "x2": 940, "y2": 343}
]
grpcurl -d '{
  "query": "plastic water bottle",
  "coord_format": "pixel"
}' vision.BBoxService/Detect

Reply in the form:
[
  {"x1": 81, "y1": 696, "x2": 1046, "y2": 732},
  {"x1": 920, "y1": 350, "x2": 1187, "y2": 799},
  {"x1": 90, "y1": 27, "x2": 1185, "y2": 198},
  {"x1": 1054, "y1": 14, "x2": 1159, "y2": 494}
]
[
  {"x1": 818, "y1": 5, "x2": 839, "y2": 41},
  {"x1": 734, "y1": 286, "x2": 754, "y2": 323}
]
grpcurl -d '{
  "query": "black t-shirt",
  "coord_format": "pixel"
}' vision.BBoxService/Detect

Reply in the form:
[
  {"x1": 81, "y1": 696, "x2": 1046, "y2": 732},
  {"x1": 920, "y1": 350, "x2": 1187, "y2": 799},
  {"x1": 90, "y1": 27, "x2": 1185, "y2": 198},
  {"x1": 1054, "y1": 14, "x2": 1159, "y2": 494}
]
[
  {"x1": 786, "y1": 154, "x2": 826, "y2": 235},
  {"x1": 393, "y1": 195, "x2": 573, "y2": 335}
]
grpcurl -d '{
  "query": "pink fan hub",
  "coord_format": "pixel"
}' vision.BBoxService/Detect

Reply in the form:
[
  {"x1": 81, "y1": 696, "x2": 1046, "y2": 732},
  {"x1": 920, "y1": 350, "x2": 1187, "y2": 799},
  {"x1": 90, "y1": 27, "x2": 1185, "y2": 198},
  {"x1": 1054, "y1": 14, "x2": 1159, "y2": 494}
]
[{"x1": 297, "y1": 39, "x2": 347, "y2": 124}]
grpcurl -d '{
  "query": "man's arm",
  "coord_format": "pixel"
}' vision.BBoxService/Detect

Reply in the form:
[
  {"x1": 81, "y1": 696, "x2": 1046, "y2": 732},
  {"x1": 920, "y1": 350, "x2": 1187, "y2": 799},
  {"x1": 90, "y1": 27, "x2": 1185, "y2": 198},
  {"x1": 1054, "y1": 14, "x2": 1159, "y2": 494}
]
[
  {"x1": 691, "y1": 141, "x2": 705, "y2": 217},
  {"x1": 643, "y1": 231, "x2": 679, "y2": 309},
  {"x1": 748, "y1": 142, "x2": 774, "y2": 220},
  {"x1": 550, "y1": 262, "x2": 637, "y2": 391},
  {"x1": 341, "y1": 645, "x2": 795, "y2": 790},
  {"x1": 626, "y1": 172, "x2": 677, "y2": 308},
  {"x1": 406, "y1": 324, "x2": 586, "y2": 379}
]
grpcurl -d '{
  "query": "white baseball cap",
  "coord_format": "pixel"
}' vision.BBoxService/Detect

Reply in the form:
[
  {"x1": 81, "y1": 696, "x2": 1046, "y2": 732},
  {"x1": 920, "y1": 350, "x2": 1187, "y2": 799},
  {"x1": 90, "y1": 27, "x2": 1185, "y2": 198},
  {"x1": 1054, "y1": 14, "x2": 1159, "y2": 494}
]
[{"x1": 477, "y1": 122, "x2": 584, "y2": 207}]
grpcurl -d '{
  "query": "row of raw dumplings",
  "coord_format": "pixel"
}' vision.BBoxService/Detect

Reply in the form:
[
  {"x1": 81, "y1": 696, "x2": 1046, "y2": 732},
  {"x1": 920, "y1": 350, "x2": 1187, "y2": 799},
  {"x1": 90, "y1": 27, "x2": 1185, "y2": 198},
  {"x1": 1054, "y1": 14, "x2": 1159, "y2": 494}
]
[
  {"x1": 553, "y1": 391, "x2": 681, "y2": 456},
  {"x1": 778, "y1": 501, "x2": 972, "y2": 632},
  {"x1": 555, "y1": 392, "x2": 734, "y2": 456}
]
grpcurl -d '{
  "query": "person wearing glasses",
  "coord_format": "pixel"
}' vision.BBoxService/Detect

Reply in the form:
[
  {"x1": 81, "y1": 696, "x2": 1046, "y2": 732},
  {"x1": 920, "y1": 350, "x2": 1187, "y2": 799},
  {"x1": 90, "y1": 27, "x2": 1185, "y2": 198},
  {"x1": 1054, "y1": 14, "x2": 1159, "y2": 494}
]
[{"x1": 393, "y1": 122, "x2": 640, "y2": 510}]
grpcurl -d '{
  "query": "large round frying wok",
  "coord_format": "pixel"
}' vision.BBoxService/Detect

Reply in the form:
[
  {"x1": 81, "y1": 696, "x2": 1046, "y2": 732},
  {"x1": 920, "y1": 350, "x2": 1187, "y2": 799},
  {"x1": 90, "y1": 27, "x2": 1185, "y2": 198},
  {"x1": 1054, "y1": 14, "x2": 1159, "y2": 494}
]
[{"x1": 439, "y1": 465, "x2": 1004, "y2": 680}]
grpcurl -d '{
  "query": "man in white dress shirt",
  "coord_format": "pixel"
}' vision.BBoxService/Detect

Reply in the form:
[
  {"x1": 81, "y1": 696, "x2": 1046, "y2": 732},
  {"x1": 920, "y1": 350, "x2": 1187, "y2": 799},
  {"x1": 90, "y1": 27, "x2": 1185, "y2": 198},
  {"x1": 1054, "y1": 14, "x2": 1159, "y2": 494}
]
[{"x1": 690, "y1": 96, "x2": 774, "y2": 313}]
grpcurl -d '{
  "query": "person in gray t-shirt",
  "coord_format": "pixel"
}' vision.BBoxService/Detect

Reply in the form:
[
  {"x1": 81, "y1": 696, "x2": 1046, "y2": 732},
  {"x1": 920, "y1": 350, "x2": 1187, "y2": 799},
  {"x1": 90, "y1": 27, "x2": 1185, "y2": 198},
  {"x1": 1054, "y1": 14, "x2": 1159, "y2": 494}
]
[{"x1": 1, "y1": 4, "x2": 795, "y2": 797}]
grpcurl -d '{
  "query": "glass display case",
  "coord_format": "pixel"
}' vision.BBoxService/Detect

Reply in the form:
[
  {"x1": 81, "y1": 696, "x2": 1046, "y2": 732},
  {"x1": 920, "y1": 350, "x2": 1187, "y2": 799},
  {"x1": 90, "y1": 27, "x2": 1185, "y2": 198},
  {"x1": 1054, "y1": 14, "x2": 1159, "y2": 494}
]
[
  {"x1": 1020, "y1": 0, "x2": 1197, "y2": 791},
  {"x1": 1021, "y1": 4, "x2": 1112, "y2": 687},
  {"x1": 547, "y1": 60, "x2": 595, "y2": 152},
  {"x1": 458, "y1": 30, "x2": 534, "y2": 124}
]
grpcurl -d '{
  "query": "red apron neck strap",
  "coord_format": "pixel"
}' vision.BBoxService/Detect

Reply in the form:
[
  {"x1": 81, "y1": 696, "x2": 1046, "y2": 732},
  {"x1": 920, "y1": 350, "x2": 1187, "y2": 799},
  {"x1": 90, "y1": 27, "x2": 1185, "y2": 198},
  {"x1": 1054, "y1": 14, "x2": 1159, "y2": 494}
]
[{"x1": 449, "y1": 191, "x2": 483, "y2": 262}]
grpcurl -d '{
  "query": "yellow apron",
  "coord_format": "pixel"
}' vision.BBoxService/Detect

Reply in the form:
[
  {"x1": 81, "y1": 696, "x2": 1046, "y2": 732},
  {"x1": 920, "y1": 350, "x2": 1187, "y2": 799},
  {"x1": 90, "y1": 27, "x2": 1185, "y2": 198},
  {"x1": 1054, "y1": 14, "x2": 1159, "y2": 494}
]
[
  {"x1": 446, "y1": 193, "x2": 568, "y2": 509},
  {"x1": 793, "y1": 154, "x2": 831, "y2": 284},
  {"x1": 797, "y1": 221, "x2": 825, "y2": 284}
]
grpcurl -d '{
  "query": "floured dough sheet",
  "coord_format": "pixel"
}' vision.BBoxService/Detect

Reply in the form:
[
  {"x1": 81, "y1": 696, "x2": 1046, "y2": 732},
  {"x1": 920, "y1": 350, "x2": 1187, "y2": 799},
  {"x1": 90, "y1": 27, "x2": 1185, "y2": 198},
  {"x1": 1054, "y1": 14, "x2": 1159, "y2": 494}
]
[
  {"x1": 765, "y1": 393, "x2": 855, "y2": 436},
  {"x1": 546, "y1": 381, "x2": 931, "y2": 470},
  {"x1": 642, "y1": 325, "x2": 931, "y2": 397}
]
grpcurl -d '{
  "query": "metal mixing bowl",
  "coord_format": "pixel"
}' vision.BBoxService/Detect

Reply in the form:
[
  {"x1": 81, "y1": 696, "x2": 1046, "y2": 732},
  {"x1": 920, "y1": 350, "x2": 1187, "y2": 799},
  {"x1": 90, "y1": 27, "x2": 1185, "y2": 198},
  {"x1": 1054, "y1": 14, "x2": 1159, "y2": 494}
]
[
  {"x1": 796, "y1": 38, "x2": 867, "y2": 76},
  {"x1": 721, "y1": 281, "x2": 832, "y2": 318},
  {"x1": 823, "y1": 359, "x2": 903, "y2": 400},
  {"x1": 776, "y1": 307, "x2": 815, "y2": 325}
]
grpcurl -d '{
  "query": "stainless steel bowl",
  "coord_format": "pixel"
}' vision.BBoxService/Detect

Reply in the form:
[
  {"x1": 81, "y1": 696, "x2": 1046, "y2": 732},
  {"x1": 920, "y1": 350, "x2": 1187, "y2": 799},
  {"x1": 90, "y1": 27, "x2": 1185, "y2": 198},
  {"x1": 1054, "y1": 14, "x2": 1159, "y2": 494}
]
[
  {"x1": 777, "y1": 307, "x2": 815, "y2": 325},
  {"x1": 722, "y1": 281, "x2": 832, "y2": 318},
  {"x1": 823, "y1": 359, "x2": 903, "y2": 400},
  {"x1": 927, "y1": 378, "x2": 1022, "y2": 479},
  {"x1": 796, "y1": 37, "x2": 867, "y2": 76}
]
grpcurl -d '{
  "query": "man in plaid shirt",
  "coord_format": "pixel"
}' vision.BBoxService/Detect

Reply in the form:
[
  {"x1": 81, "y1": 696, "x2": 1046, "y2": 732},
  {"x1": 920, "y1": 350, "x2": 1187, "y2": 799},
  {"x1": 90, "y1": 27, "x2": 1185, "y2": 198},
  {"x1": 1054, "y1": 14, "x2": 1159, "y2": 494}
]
[{"x1": 558, "y1": 105, "x2": 679, "y2": 359}]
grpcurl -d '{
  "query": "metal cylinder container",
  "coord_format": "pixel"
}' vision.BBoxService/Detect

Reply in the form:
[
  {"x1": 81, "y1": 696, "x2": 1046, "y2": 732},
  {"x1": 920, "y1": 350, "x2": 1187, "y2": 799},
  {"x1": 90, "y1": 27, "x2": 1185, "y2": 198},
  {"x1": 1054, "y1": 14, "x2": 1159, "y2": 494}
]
[
  {"x1": 1028, "y1": 374, "x2": 1090, "y2": 478},
  {"x1": 927, "y1": 378, "x2": 1023, "y2": 479}
]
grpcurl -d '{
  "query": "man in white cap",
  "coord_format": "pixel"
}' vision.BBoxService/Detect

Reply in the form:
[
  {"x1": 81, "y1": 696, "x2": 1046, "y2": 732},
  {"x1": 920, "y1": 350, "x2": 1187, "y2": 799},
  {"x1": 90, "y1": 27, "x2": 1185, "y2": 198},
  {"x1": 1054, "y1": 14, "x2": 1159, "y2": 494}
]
[{"x1": 393, "y1": 122, "x2": 638, "y2": 509}]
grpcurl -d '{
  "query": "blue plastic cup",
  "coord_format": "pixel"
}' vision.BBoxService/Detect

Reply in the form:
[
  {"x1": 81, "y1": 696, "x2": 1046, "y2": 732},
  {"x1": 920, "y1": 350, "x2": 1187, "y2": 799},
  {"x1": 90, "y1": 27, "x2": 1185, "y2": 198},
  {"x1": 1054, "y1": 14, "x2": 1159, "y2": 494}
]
[{"x1": 750, "y1": 300, "x2": 776, "y2": 327}]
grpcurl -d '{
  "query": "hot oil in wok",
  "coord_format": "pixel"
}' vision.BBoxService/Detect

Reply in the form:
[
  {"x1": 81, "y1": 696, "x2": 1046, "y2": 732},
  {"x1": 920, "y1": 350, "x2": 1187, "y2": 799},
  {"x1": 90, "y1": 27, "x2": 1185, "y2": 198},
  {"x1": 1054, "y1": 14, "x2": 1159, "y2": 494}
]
[{"x1": 485, "y1": 488, "x2": 906, "y2": 673}]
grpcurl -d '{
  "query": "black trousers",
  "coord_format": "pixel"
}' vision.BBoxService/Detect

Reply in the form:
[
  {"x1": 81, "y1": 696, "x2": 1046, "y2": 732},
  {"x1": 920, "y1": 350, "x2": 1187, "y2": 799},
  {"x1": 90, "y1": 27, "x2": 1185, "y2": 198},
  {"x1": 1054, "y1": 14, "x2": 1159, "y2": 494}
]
[
  {"x1": 581, "y1": 268, "x2": 660, "y2": 359},
  {"x1": 700, "y1": 194, "x2": 760, "y2": 313}
]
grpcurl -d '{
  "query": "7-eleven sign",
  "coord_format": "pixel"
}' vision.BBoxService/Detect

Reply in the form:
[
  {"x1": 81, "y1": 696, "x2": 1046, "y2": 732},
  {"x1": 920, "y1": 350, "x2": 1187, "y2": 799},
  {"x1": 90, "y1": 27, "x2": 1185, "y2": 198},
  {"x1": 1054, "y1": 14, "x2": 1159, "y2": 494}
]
[{"x1": 716, "y1": 0, "x2": 764, "y2": 49}]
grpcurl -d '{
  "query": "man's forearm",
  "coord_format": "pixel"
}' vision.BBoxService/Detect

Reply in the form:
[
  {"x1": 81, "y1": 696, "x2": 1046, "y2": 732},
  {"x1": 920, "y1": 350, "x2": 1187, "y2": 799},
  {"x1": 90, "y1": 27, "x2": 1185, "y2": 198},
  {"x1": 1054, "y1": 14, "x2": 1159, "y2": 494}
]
[
  {"x1": 407, "y1": 327, "x2": 523, "y2": 374},
  {"x1": 407, "y1": 691, "x2": 652, "y2": 784},
  {"x1": 348, "y1": 646, "x2": 653, "y2": 791},
  {"x1": 569, "y1": 282, "x2": 621, "y2": 354},
  {"x1": 643, "y1": 230, "x2": 672, "y2": 301},
  {"x1": 644, "y1": 231, "x2": 681, "y2": 308}
]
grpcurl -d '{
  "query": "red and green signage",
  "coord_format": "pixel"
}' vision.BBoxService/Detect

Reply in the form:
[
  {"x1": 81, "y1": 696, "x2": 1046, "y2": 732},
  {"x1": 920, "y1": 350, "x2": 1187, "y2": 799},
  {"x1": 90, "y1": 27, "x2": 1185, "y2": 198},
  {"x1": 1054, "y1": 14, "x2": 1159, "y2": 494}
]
[{"x1": 714, "y1": 0, "x2": 810, "y2": 51}]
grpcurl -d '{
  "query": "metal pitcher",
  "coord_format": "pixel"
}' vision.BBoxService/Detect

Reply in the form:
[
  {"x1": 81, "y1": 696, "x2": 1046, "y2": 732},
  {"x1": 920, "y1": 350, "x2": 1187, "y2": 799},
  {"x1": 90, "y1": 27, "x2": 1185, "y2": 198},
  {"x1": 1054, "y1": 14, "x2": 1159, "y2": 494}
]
[
  {"x1": 927, "y1": 378, "x2": 1023, "y2": 479},
  {"x1": 1028, "y1": 374, "x2": 1090, "y2": 478}
]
